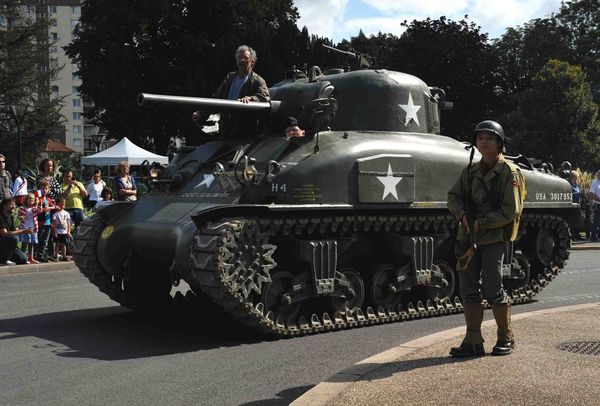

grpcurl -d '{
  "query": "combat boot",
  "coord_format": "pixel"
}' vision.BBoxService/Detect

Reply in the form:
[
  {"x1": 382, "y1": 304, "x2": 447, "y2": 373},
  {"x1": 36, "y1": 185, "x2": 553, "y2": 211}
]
[
  {"x1": 450, "y1": 302, "x2": 485, "y2": 357},
  {"x1": 491, "y1": 303, "x2": 515, "y2": 356}
]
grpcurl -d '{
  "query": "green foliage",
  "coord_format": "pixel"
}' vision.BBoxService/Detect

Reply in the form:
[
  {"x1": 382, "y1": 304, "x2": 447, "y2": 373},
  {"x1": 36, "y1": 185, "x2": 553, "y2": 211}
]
[
  {"x1": 508, "y1": 59, "x2": 600, "y2": 169},
  {"x1": 65, "y1": 0, "x2": 301, "y2": 154},
  {"x1": 556, "y1": 0, "x2": 600, "y2": 101},
  {"x1": 0, "y1": 0, "x2": 65, "y2": 170},
  {"x1": 493, "y1": 18, "x2": 574, "y2": 96},
  {"x1": 394, "y1": 17, "x2": 500, "y2": 141}
]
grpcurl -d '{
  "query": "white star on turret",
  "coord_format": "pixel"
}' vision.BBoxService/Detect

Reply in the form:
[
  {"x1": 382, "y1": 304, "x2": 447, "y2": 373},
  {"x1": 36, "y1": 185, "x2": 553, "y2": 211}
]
[
  {"x1": 194, "y1": 174, "x2": 215, "y2": 189},
  {"x1": 377, "y1": 164, "x2": 402, "y2": 200},
  {"x1": 398, "y1": 91, "x2": 421, "y2": 127}
]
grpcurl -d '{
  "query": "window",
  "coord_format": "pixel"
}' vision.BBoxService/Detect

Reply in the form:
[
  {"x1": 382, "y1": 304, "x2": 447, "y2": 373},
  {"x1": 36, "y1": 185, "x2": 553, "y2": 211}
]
[
  {"x1": 73, "y1": 138, "x2": 82, "y2": 148},
  {"x1": 51, "y1": 32, "x2": 58, "y2": 41},
  {"x1": 49, "y1": 59, "x2": 58, "y2": 69},
  {"x1": 51, "y1": 19, "x2": 57, "y2": 27},
  {"x1": 73, "y1": 112, "x2": 82, "y2": 120},
  {"x1": 72, "y1": 86, "x2": 79, "y2": 95},
  {"x1": 72, "y1": 73, "x2": 81, "y2": 81},
  {"x1": 51, "y1": 85, "x2": 59, "y2": 97},
  {"x1": 71, "y1": 6, "x2": 81, "y2": 14},
  {"x1": 49, "y1": 46, "x2": 58, "y2": 53},
  {"x1": 73, "y1": 99, "x2": 81, "y2": 107},
  {"x1": 71, "y1": 19, "x2": 78, "y2": 29},
  {"x1": 49, "y1": 5, "x2": 57, "y2": 13},
  {"x1": 73, "y1": 126, "x2": 82, "y2": 134},
  {"x1": 27, "y1": 5, "x2": 35, "y2": 13}
]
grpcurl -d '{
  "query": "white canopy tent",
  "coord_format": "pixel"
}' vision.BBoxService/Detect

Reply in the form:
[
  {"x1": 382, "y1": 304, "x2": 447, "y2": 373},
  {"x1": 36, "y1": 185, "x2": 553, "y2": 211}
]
[{"x1": 80, "y1": 137, "x2": 169, "y2": 166}]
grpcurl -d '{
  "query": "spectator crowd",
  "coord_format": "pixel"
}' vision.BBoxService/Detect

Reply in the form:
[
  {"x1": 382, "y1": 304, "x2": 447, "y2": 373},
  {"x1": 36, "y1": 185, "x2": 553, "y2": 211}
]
[{"x1": 0, "y1": 154, "x2": 121, "y2": 266}]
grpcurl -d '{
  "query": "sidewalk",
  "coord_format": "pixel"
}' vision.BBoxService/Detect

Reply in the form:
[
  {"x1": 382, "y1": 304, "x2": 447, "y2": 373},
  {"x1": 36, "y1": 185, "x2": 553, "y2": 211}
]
[
  {"x1": 0, "y1": 260, "x2": 78, "y2": 275},
  {"x1": 570, "y1": 239, "x2": 600, "y2": 250},
  {"x1": 293, "y1": 303, "x2": 600, "y2": 405}
]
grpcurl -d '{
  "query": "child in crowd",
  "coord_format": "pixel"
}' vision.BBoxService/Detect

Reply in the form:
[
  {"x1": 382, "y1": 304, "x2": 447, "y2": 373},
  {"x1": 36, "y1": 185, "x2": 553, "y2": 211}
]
[
  {"x1": 17, "y1": 193, "x2": 40, "y2": 263},
  {"x1": 36, "y1": 179, "x2": 55, "y2": 262},
  {"x1": 11, "y1": 171, "x2": 28, "y2": 206},
  {"x1": 100, "y1": 188, "x2": 113, "y2": 201},
  {"x1": 52, "y1": 197, "x2": 71, "y2": 261}
]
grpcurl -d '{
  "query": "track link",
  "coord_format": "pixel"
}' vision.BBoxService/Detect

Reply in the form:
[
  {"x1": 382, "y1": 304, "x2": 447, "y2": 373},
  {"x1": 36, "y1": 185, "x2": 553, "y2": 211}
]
[
  {"x1": 72, "y1": 216, "x2": 134, "y2": 308},
  {"x1": 188, "y1": 212, "x2": 570, "y2": 337}
]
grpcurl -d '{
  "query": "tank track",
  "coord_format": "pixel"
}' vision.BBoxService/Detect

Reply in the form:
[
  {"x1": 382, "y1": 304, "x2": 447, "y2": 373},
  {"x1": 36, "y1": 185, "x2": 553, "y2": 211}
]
[
  {"x1": 72, "y1": 216, "x2": 135, "y2": 307},
  {"x1": 73, "y1": 215, "x2": 182, "y2": 311},
  {"x1": 188, "y1": 212, "x2": 570, "y2": 337}
]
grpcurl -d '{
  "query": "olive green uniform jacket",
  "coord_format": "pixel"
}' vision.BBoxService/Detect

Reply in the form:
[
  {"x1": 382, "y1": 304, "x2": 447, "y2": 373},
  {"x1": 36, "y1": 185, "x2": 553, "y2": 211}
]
[{"x1": 447, "y1": 154, "x2": 523, "y2": 245}]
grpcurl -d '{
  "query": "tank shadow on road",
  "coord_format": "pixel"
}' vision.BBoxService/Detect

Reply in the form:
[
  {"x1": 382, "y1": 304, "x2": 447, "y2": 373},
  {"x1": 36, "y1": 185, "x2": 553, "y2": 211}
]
[
  {"x1": 239, "y1": 385, "x2": 315, "y2": 406},
  {"x1": 325, "y1": 355, "x2": 477, "y2": 384},
  {"x1": 0, "y1": 306, "x2": 274, "y2": 360}
]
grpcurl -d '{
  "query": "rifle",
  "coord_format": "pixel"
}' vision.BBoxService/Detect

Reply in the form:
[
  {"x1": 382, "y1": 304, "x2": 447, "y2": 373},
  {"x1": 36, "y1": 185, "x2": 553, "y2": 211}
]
[
  {"x1": 455, "y1": 148, "x2": 477, "y2": 272},
  {"x1": 456, "y1": 199, "x2": 477, "y2": 272}
]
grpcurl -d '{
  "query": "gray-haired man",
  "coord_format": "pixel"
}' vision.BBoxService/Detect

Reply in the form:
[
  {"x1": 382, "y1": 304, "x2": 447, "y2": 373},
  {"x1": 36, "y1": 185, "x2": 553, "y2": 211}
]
[{"x1": 193, "y1": 45, "x2": 270, "y2": 139}]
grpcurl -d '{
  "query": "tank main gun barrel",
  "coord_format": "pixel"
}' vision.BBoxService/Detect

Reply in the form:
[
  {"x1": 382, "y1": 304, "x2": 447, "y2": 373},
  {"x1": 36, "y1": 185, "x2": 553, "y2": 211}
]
[{"x1": 137, "y1": 93, "x2": 282, "y2": 115}]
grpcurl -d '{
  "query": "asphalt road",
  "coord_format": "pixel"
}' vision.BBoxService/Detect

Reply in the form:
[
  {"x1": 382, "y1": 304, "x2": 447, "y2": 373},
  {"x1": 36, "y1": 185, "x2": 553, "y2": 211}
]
[{"x1": 1, "y1": 251, "x2": 599, "y2": 406}]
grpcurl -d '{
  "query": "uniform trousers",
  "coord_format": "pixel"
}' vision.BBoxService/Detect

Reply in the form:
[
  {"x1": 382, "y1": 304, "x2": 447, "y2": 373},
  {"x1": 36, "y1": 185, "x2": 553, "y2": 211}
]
[{"x1": 459, "y1": 241, "x2": 509, "y2": 305}]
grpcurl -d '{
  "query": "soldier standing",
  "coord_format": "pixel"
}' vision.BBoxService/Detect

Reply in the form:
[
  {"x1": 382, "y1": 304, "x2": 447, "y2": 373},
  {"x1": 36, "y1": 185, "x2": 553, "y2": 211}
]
[
  {"x1": 192, "y1": 45, "x2": 270, "y2": 139},
  {"x1": 447, "y1": 120, "x2": 525, "y2": 357}
]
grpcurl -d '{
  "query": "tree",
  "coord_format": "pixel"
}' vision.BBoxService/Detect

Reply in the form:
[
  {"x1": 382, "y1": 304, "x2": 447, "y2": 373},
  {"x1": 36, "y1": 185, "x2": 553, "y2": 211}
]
[
  {"x1": 392, "y1": 17, "x2": 501, "y2": 141},
  {"x1": 508, "y1": 59, "x2": 600, "y2": 169},
  {"x1": 0, "y1": 0, "x2": 64, "y2": 170},
  {"x1": 492, "y1": 18, "x2": 574, "y2": 96},
  {"x1": 555, "y1": 0, "x2": 600, "y2": 102},
  {"x1": 66, "y1": 0, "x2": 300, "y2": 154}
]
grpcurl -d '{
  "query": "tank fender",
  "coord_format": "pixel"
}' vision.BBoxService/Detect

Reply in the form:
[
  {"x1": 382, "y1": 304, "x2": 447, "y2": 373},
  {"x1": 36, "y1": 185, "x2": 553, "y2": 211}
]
[{"x1": 94, "y1": 201, "x2": 135, "y2": 225}]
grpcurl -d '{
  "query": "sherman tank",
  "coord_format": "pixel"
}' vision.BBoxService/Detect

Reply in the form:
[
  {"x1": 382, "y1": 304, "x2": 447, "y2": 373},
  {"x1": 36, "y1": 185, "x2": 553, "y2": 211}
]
[{"x1": 73, "y1": 61, "x2": 578, "y2": 337}]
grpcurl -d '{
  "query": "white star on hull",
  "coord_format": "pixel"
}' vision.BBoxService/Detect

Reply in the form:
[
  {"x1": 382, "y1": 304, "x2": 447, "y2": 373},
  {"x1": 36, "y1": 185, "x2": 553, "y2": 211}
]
[
  {"x1": 194, "y1": 174, "x2": 215, "y2": 189},
  {"x1": 377, "y1": 164, "x2": 402, "y2": 200}
]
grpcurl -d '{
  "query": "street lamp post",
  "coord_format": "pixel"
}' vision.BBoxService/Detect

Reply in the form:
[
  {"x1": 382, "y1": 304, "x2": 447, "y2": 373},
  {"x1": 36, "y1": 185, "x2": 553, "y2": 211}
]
[
  {"x1": 10, "y1": 105, "x2": 29, "y2": 170},
  {"x1": 92, "y1": 132, "x2": 105, "y2": 152}
]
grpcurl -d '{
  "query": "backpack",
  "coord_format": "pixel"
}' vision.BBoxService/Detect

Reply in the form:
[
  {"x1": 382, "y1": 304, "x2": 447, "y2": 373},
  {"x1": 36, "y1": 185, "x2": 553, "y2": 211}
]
[{"x1": 503, "y1": 162, "x2": 527, "y2": 241}]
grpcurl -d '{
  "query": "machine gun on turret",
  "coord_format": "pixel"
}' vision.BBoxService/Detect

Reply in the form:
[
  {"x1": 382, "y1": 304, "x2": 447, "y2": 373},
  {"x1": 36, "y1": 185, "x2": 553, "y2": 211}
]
[{"x1": 322, "y1": 44, "x2": 372, "y2": 70}]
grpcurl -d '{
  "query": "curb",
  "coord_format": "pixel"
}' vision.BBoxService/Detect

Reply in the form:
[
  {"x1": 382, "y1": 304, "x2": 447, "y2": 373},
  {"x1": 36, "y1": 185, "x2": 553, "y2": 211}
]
[
  {"x1": 569, "y1": 244, "x2": 600, "y2": 250},
  {"x1": 0, "y1": 261, "x2": 78, "y2": 275},
  {"x1": 291, "y1": 302, "x2": 600, "y2": 406}
]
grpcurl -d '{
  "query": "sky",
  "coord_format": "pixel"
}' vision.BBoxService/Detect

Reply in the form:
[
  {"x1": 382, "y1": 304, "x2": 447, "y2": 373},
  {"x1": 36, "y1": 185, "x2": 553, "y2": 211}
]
[{"x1": 294, "y1": 0, "x2": 564, "y2": 43}]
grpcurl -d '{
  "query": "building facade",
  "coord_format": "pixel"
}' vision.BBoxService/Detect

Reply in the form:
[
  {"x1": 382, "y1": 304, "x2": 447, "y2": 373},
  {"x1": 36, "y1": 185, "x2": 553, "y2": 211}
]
[{"x1": 47, "y1": 0, "x2": 105, "y2": 155}]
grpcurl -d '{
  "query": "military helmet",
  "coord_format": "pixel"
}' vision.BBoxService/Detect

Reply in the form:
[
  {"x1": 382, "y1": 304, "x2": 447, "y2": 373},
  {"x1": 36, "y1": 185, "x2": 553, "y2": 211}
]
[{"x1": 472, "y1": 120, "x2": 506, "y2": 149}]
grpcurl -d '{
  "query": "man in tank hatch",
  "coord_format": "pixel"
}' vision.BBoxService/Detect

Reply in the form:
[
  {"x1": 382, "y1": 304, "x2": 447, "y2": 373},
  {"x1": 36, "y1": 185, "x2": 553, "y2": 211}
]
[
  {"x1": 284, "y1": 116, "x2": 305, "y2": 139},
  {"x1": 192, "y1": 45, "x2": 270, "y2": 139},
  {"x1": 447, "y1": 120, "x2": 526, "y2": 357}
]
